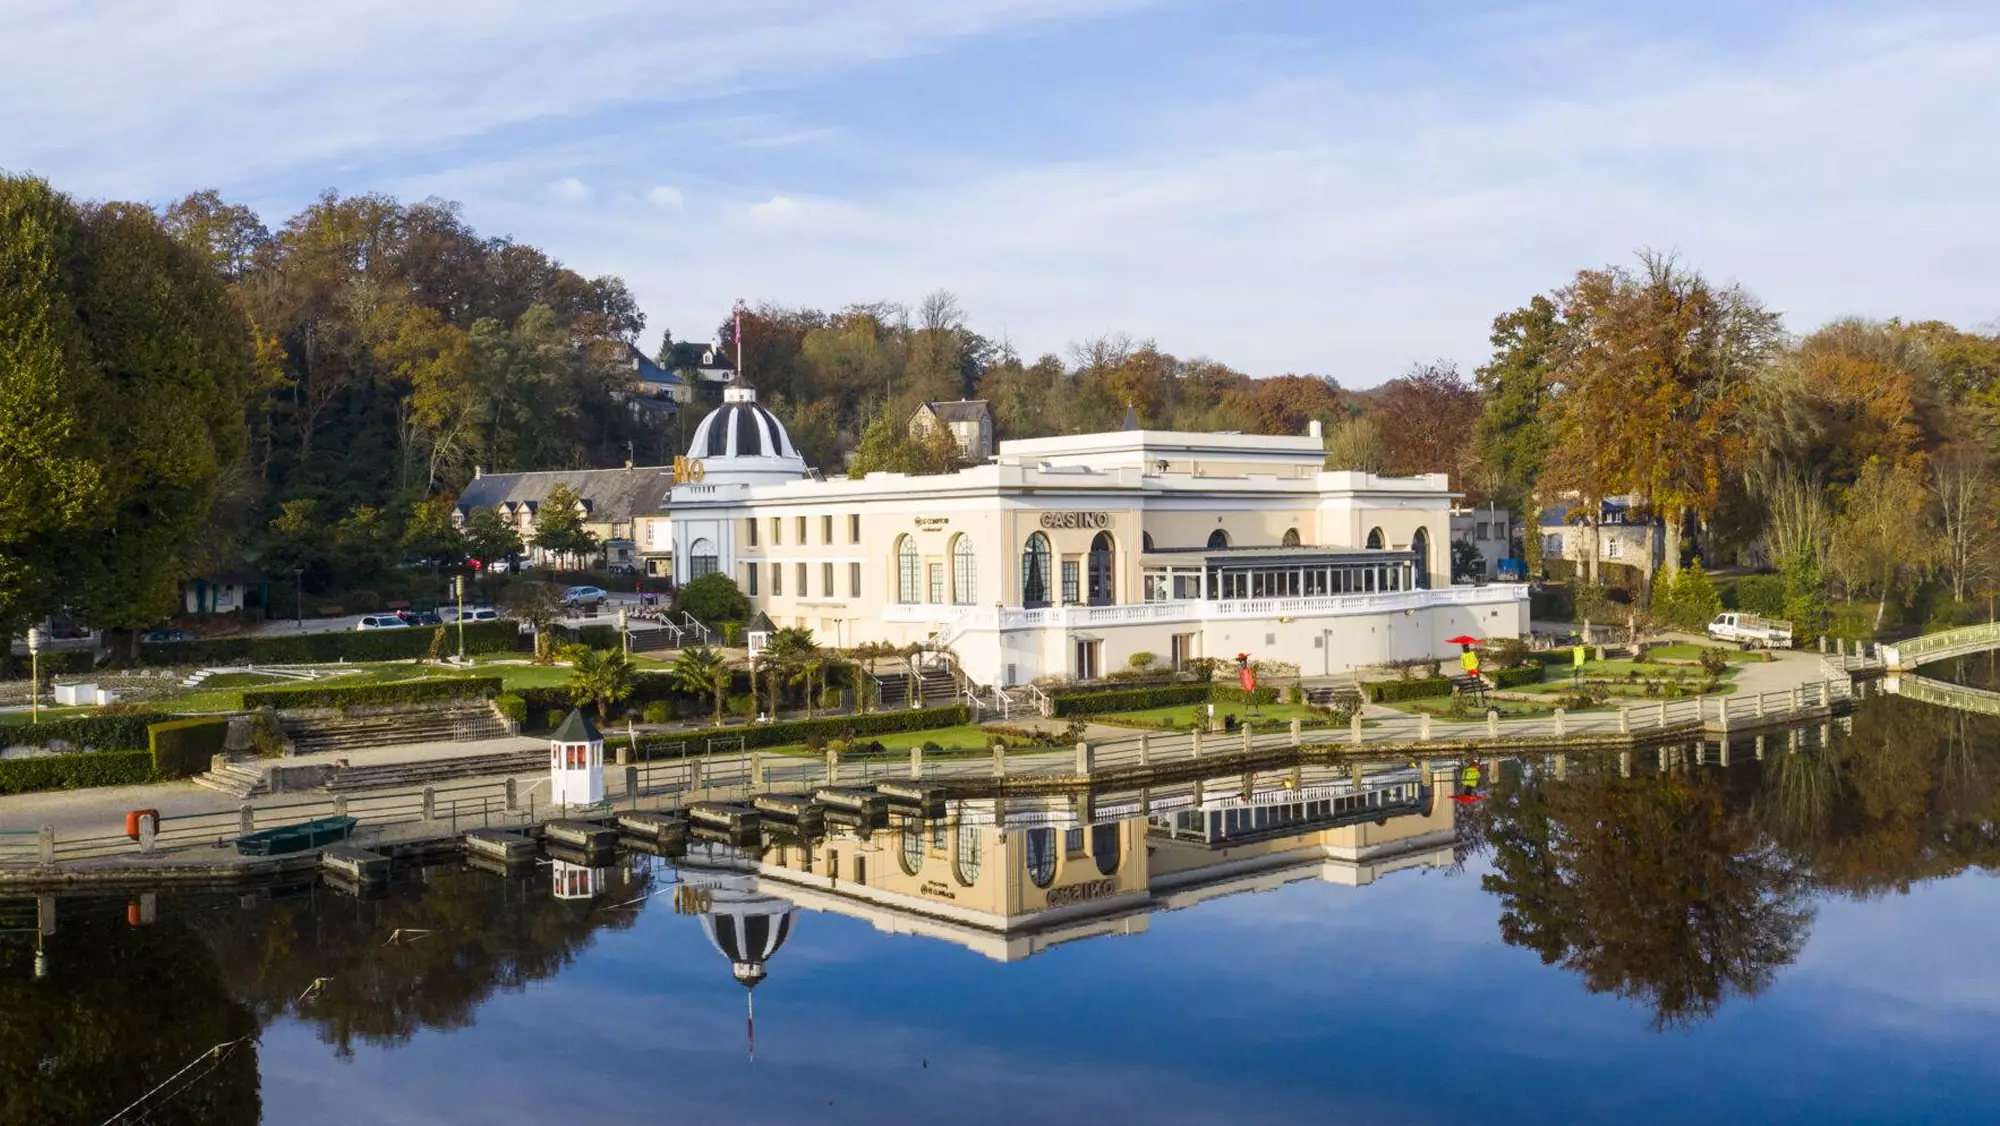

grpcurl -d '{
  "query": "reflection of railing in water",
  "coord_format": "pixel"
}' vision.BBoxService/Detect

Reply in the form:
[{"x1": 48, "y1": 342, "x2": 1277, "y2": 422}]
[
  {"x1": 1882, "y1": 620, "x2": 2000, "y2": 672},
  {"x1": 1150, "y1": 780, "x2": 1430, "y2": 847},
  {"x1": 1884, "y1": 672, "x2": 2000, "y2": 717}
]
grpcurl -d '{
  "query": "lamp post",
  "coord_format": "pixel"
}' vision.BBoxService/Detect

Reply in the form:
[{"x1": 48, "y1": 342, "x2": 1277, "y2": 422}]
[
  {"x1": 26, "y1": 627, "x2": 44, "y2": 724},
  {"x1": 293, "y1": 567, "x2": 304, "y2": 631},
  {"x1": 617, "y1": 608, "x2": 629, "y2": 657},
  {"x1": 454, "y1": 575, "x2": 467, "y2": 662}
]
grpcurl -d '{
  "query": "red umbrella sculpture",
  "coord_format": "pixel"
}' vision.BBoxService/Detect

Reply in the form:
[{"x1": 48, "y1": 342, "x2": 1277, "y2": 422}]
[{"x1": 1444, "y1": 635, "x2": 1481, "y2": 646}]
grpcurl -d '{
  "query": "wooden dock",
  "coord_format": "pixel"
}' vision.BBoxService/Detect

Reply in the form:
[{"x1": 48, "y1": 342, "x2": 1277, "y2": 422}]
[
  {"x1": 463, "y1": 828, "x2": 538, "y2": 864},
  {"x1": 545, "y1": 820, "x2": 618, "y2": 850},
  {"x1": 319, "y1": 845, "x2": 389, "y2": 884},
  {"x1": 614, "y1": 810, "x2": 688, "y2": 840},
  {"x1": 688, "y1": 801, "x2": 760, "y2": 833},
  {"x1": 875, "y1": 781, "x2": 947, "y2": 815},
  {"x1": 753, "y1": 792, "x2": 824, "y2": 828},
  {"x1": 815, "y1": 787, "x2": 888, "y2": 817}
]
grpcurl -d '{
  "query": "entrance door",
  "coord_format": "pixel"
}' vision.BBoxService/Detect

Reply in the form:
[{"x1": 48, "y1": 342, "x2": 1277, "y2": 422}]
[
  {"x1": 1075, "y1": 640, "x2": 1101, "y2": 681},
  {"x1": 1171, "y1": 632, "x2": 1197, "y2": 670}
]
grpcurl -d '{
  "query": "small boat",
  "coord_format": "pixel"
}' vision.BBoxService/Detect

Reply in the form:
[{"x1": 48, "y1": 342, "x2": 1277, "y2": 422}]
[{"x1": 234, "y1": 816, "x2": 358, "y2": 857}]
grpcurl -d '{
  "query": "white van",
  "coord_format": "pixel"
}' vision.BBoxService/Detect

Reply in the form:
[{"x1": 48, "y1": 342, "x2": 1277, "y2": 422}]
[
  {"x1": 443, "y1": 607, "x2": 500, "y2": 623},
  {"x1": 355, "y1": 614, "x2": 410, "y2": 631}
]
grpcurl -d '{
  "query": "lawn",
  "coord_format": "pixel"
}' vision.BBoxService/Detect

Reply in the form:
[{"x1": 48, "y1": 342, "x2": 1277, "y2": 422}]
[
  {"x1": 1643, "y1": 643, "x2": 1768, "y2": 664},
  {"x1": 1397, "y1": 696, "x2": 1580, "y2": 719},
  {"x1": 1091, "y1": 701, "x2": 1329, "y2": 730},
  {"x1": 758, "y1": 723, "x2": 1054, "y2": 758}
]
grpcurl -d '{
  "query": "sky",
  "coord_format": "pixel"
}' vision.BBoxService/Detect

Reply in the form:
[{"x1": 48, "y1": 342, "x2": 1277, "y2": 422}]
[{"x1": 5, "y1": 0, "x2": 1998, "y2": 383}]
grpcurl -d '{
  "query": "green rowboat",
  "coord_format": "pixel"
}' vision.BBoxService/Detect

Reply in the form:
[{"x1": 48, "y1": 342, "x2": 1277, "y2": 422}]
[{"x1": 233, "y1": 816, "x2": 358, "y2": 857}]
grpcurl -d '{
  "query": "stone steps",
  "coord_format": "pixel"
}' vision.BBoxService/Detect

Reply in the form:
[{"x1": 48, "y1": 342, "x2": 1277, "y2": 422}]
[
  {"x1": 191, "y1": 760, "x2": 269, "y2": 799},
  {"x1": 280, "y1": 704, "x2": 505, "y2": 755},
  {"x1": 323, "y1": 748, "x2": 545, "y2": 792}
]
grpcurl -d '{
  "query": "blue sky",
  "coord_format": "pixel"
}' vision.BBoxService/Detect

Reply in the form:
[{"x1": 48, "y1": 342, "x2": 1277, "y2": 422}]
[{"x1": 5, "y1": 0, "x2": 1997, "y2": 381}]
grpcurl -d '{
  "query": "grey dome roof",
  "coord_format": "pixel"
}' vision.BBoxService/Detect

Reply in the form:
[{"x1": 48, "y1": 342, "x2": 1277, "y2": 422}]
[
  {"x1": 691, "y1": 401, "x2": 797, "y2": 460},
  {"x1": 700, "y1": 893, "x2": 796, "y2": 988}
]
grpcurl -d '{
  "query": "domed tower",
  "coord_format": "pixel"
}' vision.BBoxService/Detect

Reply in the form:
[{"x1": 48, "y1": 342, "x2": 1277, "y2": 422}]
[
  {"x1": 683, "y1": 376, "x2": 809, "y2": 486},
  {"x1": 699, "y1": 885, "x2": 797, "y2": 1062}
]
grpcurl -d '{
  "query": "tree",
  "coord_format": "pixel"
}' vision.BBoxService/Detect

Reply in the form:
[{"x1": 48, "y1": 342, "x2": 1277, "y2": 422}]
[
  {"x1": 849, "y1": 640, "x2": 899, "y2": 713},
  {"x1": 847, "y1": 412, "x2": 966, "y2": 478},
  {"x1": 462, "y1": 507, "x2": 524, "y2": 569},
  {"x1": 1830, "y1": 458, "x2": 1934, "y2": 630},
  {"x1": 673, "y1": 573, "x2": 748, "y2": 626},
  {"x1": 1929, "y1": 442, "x2": 1997, "y2": 606},
  {"x1": 1322, "y1": 416, "x2": 1387, "y2": 473},
  {"x1": 1370, "y1": 361, "x2": 1483, "y2": 486},
  {"x1": 562, "y1": 646, "x2": 636, "y2": 721},
  {"x1": 761, "y1": 626, "x2": 817, "y2": 717},
  {"x1": 501, "y1": 582, "x2": 565, "y2": 663},
  {"x1": 530, "y1": 483, "x2": 599, "y2": 568},
  {"x1": 400, "y1": 496, "x2": 465, "y2": 565},
  {"x1": 1450, "y1": 538, "x2": 1485, "y2": 583},
  {"x1": 1653, "y1": 557, "x2": 1723, "y2": 632},
  {"x1": 1474, "y1": 294, "x2": 1561, "y2": 513},
  {"x1": 670, "y1": 646, "x2": 733, "y2": 725}
]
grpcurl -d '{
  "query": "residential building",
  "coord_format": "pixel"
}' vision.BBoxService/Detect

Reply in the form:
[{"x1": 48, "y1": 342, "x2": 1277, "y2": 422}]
[
  {"x1": 910, "y1": 399, "x2": 995, "y2": 461},
  {"x1": 454, "y1": 465, "x2": 677, "y2": 572},
  {"x1": 1448, "y1": 504, "x2": 1515, "y2": 581},
  {"x1": 1538, "y1": 495, "x2": 1663, "y2": 583}
]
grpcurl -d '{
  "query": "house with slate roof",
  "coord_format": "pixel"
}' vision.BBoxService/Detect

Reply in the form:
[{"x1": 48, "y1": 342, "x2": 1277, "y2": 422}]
[
  {"x1": 910, "y1": 399, "x2": 994, "y2": 461},
  {"x1": 454, "y1": 465, "x2": 677, "y2": 573}
]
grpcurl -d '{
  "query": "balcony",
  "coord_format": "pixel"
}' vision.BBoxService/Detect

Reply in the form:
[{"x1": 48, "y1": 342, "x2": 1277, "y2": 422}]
[{"x1": 880, "y1": 583, "x2": 1526, "y2": 632}]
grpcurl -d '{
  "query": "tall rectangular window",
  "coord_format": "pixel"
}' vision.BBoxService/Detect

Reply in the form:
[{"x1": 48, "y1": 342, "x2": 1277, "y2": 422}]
[
  {"x1": 772, "y1": 564, "x2": 782, "y2": 596},
  {"x1": 928, "y1": 562, "x2": 944, "y2": 604},
  {"x1": 1061, "y1": 560, "x2": 1080, "y2": 604},
  {"x1": 823, "y1": 562, "x2": 835, "y2": 597},
  {"x1": 796, "y1": 516, "x2": 806, "y2": 542},
  {"x1": 849, "y1": 562, "x2": 862, "y2": 597},
  {"x1": 770, "y1": 517, "x2": 781, "y2": 546},
  {"x1": 746, "y1": 519, "x2": 758, "y2": 547},
  {"x1": 745, "y1": 562, "x2": 758, "y2": 596},
  {"x1": 848, "y1": 514, "x2": 860, "y2": 543},
  {"x1": 821, "y1": 515, "x2": 833, "y2": 544},
  {"x1": 691, "y1": 554, "x2": 718, "y2": 580},
  {"x1": 796, "y1": 562, "x2": 807, "y2": 595}
]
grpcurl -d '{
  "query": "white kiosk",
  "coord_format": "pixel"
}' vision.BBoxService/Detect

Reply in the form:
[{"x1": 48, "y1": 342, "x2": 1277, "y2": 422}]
[
  {"x1": 550, "y1": 858, "x2": 606, "y2": 900},
  {"x1": 549, "y1": 709, "x2": 605, "y2": 808}
]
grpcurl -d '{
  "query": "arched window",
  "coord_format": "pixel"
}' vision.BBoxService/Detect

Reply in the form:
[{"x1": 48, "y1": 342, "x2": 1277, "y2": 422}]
[
  {"x1": 951, "y1": 535, "x2": 976, "y2": 604},
  {"x1": 1142, "y1": 531, "x2": 1155, "y2": 552},
  {"x1": 1087, "y1": 531, "x2": 1115, "y2": 605},
  {"x1": 1091, "y1": 822, "x2": 1120, "y2": 877},
  {"x1": 1207, "y1": 528, "x2": 1230, "y2": 550},
  {"x1": 1021, "y1": 533, "x2": 1052, "y2": 608},
  {"x1": 1365, "y1": 527, "x2": 1385, "y2": 550},
  {"x1": 1281, "y1": 528, "x2": 1301, "y2": 548},
  {"x1": 895, "y1": 535, "x2": 919, "y2": 604},
  {"x1": 954, "y1": 822, "x2": 983, "y2": 886},
  {"x1": 689, "y1": 537, "x2": 718, "y2": 580},
  {"x1": 1025, "y1": 827, "x2": 1057, "y2": 888},
  {"x1": 1411, "y1": 526, "x2": 1431, "y2": 589},
  {"x1": 899, "y1": 830, "x2": 924, "y2": 876}
]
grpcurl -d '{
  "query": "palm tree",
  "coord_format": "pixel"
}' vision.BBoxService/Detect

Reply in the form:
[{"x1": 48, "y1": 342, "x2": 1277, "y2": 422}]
[
  {"x1": 563, "y1": 645, "x2": 636, "y2": 721},
  {"x1": 850, "y1": 640, "x2": 897, "y2": 714},
  {"x1": 789, "y1": 648, "x2": 827, "y2": 719},
  {"x1": 762, "y1": 627, "x2": 816, "y2": 719},
  {"x1": 671, "y1": 645, "x2": 732, "y2": 726}
]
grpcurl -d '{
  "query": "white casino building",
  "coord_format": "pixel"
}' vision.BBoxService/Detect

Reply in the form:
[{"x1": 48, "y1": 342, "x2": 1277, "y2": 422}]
[{"x1": 644, "y1": 378, "x2": 1528, "y2": 687}]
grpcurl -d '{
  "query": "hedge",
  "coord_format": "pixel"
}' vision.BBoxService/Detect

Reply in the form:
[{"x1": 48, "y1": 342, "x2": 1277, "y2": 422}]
[
  {"x1": 1051, "y1": 684, "x2": 1210, "y2": 716},
  {"x1": 241, "y1": 676, "x2": 504, "y2": 711},
  {"x1": 1365, "y1": 676, "x2": 1454, "y2": 703},
  {"x1": 629, "y1": 704, "x2": 972, "y2": 756},
  {"x1": 0, "y1": 712, "x2": 176, "y2": 751},
  {"x1": 1, "y1": 648, "x2": 97, "y2": 680},
  {"x1": 1211, "y1": 684, "x2": 1281, "y2": 706},
  {"x1": 134, "y1": 619, "x2": 528, "y2": 667},
  {"x1": 149, "y1": 716, "x2": 230, "y2": 779},
  {"x1": 1493, "y1": 666, "x2": 1546, "y2": 690},
  {"x1": 0, "y1": 750, "x2": 156, "y2": 795}
]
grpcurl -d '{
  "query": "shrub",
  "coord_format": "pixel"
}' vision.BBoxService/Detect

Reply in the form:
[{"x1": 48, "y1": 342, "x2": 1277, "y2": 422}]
[
  {"x1": 641, "y1": 700, "x2": 673, "y2": 724},
  {"x1": 1128, "y1": 651, "x2": 1157, "y2": 670},
  {"x1": 675, "y1": 573, "x2": 750, "y2": 624},
  {"x1": 728, "y1": 693, "x2": 756, "y2": 720},
  {"x1": 819, "y1": 685, "x2": 842, "y2": 712},
  {"x1": 628, "y1": 704, "x2": 972, "y2": 756},
  {"x1": 1, "y1": 648, "x2": 97, "y2": 681},
  {"x1": 148, "y1": 716, "x2": 229, "y2": 779},
  {"x1": 242, "y1": 676, "x2": 503, "y2": 710},
  {"x1": 494, "y1": 693, "x2": 528, "y2": 724},
  {"x1": 1211, "y1": 684, "x2": 1279, "y2": 706},
  {"x1": 134, "y1": 619, "x2": 527, "y2": 667},
  {"x1": 1051, "y1": 684, "x2": 1209, "y2": 716},
  {"x1": 1184, "y1": 657, "x2": 1221, "y2": 682},
  {"x1": 0, "y1": 712, "x2": 175, "y2": 751},
  {"x1": 1365, "y1": 676, "x2": 1453, "y2": 703},
  {"x1": 1285, "y1": 683, "x2": 1305, "y2": 705},
  {"x1": 0, "y1": 750, "x2": 156, "y2": 795},
  {"x1": 1493, "y1": 666, "x2": 1545, "y2": 690},
  {"x1": 1698, "y1": 647, "x2": 1730, "y2": 676},
  {"x1": 246, "y1": 709, "x2": 286, "y2": 757},
  {"x1": 1729, "y1": 573, "x2": 1786, "y2": 617}
]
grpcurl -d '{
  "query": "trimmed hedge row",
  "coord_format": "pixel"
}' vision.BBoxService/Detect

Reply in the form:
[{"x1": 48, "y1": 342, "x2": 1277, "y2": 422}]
[
  {"x1": 242, "y1": 676, "x2": 504, "y2": 711},
  {"x1": 1211, "y1": 684, "x2": 1281, "y2": 706},
  {"x1": 0, "y1": 750, "x2": 156, "y2": 795},
  {"x1": 1051, "y1": 685, "x2": 1210, "y2": 716},
  {"x1": 149, "y1": 716, "x2": 229, "y2": 780},
  {"x1": 1493, "y1": 666, "x2": 1546, "y2": 689},
  {"x1": 0, "y1": 712, "x2": 176, "y2": 751},
  {"x1": 1, "y1": 649, "x2": 97, "y2": 680},
  {"x1": 630, "y1": 704, "x2": 972, "y2": 755},
  {"x1": 135, "y1": 620, "x2": 529, "y2": 667},
  {"x1": 1365, "y1": 676, "x2": 1454, "y2": 703}
]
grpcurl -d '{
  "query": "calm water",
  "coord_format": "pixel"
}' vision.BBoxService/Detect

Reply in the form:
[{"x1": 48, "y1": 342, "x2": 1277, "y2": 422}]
[{"x1": 4, "y1": 687, "x2": 1999, "y2": 1126}]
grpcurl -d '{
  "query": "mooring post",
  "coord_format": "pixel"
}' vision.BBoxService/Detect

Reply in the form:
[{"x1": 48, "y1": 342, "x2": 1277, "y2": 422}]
[
  {"x1": 421, "y1": 788, "x2": 435, "y2": 821},
  {"x1": 1656, "y1": 701, "x2": 1668, "y2": 727},
  {"x1": 1716, "y1": 697, "x2": 1730, "y2": 733},
  {"x1": 1241, "y1": 723, "x2": 1253, "y2": 755},
  {"x1": 333, "y1": 795, "x2": 348, "y2": 818},
  {"x1": 1350, "y1": 761, "x2": 1365, "y2": 789},
  {"x1": 505, "y1": 778, "x2": 518, "y2": 811},
  {"x1": 240, "y1": 804, "x2": 255, "y2": 834},
  {"x1": 625, "y1": 765, "x2": 639, "y2": 804},
  {"x1": 1553, "y1": 708, "x2": 1566, "y2": 737},
  {"x1": 1191, "y1": 779, "x2": 1205, "y2": 805},
  {"x1": 1658, "y1": 746, "x2": 1668, "y2": 771},
  {"x1": 1290, "y1": 717, "x2": 1303, "y2": 746},
  {"x1": 1350, "y1": 712, "x2": 1364, "y2": 745},
  {"x1": 1618, "y1": 708, "x2": 1630, "y2": 735},
  {"x1": 1191, "y1": 729, "x2": 1204, "y2": 759},
  {"x1": 1137, "y1": 787, "x2": 1152, "y2": 815},
  {"x1": 1755, "y1": 734, "x2": 1767, "y2": 760},
  {"x1": 139, "y1": 892, "x2": 157, "y2": 925},
  {"x1": 1756, "y1": 693, "x2": 1767, "y2": 720},
  {"x1": 1075, "y1": 741, "x2": 1094, "y2": 776},
  {"x1": 825, "y1": 747, "x2": 840, "y2": 786},
  {"x1": 1619, "y1": 750, "x2": 1632, "y2": 777},
  {"x1": 909, "y1": 745, "x2": 923, "y2": 781},
  {"x1": 1554, "y1": 754, "x2": 1568, "y2": 779},
  {"x1": 37, "y1": 895, "x2": 55, "y2": 936},
  {"x1": 39, "y1": 825, "x2": 55, "y2": 865},
  {"x1": 1138, "y1": 732, "x2": 1151, "y2": 766},
  {"x1": 992, "y1": 742, "x2": 1007, "y2": 779},
  {"x1": 1419, "y1": 714, "x2": 1432, "y2": 742},
  {"x1": 138, "y1": 812, "x2": 157, "y2": 855},
  {"x1": 751, "y1": 751, "x2": 765, "y2": 788},
  {"x1": 1486, "y1": 711, "x2": 1500, "y2": 740}
]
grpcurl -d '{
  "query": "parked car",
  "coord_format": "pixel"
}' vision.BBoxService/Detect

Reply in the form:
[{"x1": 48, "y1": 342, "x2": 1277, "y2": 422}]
[
  {"x1": 443, "y1": 606, "x2": 501, "y2": 623},
  {"x1": 562, "y1": 585, "x2": 608, "y2": 608},
  {"x1": 1707, "y1": 612, "x2": 1793, "y2": 649},
  {"x1": 355, "y1": 615, "x2": 411, "y2": 631},
  {"x1": 141, "y1": 628, "x2": 196, "y2": 644},
  {"x1": 398, "y1": 609, "x2": 443, "y2": 627}
]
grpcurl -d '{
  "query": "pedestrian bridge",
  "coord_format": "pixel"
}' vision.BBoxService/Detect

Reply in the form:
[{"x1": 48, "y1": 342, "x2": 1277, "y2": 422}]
[
  {"x1": 1883, "y1": 673, "x2": 2000, "y2": 717},
  {"x1": 1880, "y1": 621, "x2": 2000, "y2": 673}
]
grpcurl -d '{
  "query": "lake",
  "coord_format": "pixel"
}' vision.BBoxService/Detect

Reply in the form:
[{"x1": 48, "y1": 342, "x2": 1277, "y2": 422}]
[{"x1": 4, "y1": 684, "x2": 1997, "y2": 1125}]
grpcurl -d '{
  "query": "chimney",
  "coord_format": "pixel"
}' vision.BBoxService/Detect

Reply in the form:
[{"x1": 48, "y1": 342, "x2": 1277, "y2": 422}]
[{"x1": 1308, "y1": 419, "x2": 1323, "y2": 440}]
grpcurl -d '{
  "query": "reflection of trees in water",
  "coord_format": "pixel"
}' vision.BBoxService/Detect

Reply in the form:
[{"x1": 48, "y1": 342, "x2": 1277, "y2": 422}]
[
  {"x1": 1479, "y1": 690, "x2": 2000, "y2": 1029},
  {"x1": 1481, "y1": 768, "x2": 1811, "y2": 1031},
  {"x1": 0, "y1": 902, "x2": 261, "y2": 1125},
  {"x1": 192, "y1": 863, "x2": 653, "y2": 1057}
]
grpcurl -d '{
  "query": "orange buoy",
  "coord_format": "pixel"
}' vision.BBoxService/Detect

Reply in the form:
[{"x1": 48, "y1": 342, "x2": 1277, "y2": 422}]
[{"x1": 125, "y1": 808, "x2": 160, "y2": 839}]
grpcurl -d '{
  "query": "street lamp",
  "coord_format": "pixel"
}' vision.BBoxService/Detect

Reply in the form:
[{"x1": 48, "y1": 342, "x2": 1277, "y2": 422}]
[
  {"x1": 293, "y1": 567, "x2": 304, "y2": 631},
  {"x1": 25, "y1": 627, "x2": 43, "y2": 724},
  {"x1": 617, "y1": 608, "x2": 629, "y2": 657},
  {"x1": 454, "y1": 575, "x2": 467, "y2": 662}
]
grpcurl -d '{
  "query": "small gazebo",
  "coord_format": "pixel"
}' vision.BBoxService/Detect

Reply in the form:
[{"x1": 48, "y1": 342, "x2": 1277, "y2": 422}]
[{"x1": 549, "y1": 708, "x2": 605, "y2": 808}]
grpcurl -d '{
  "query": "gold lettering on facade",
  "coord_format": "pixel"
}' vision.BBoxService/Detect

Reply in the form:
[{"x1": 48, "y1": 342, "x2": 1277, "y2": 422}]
[{"x1": 1038, "y1": 512, "x2": 1111, "y2": 530}]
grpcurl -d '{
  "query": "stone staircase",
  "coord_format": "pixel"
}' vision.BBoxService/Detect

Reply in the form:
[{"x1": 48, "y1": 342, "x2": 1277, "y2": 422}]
[
  {"x1": 1304, "y1": 677, "x2": 1362, "y2": 710},
  {"x1": 190, "y1": 759, "x2": 271, "y2": 799},
  {"x1": 322, "y1": 748, "x2": 545, "y2": 793},
  {"x1": 876, "y1": 669, "x2": 961, "y2": 710},
  {"x1": 279, "y1": 701, "x2": 507, "y2": 755}
]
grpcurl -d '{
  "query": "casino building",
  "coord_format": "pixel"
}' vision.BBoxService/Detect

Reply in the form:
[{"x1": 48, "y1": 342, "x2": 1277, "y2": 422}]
[{"x1": 641, "y1": 377, "x2": 1528, "y2": 688}]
